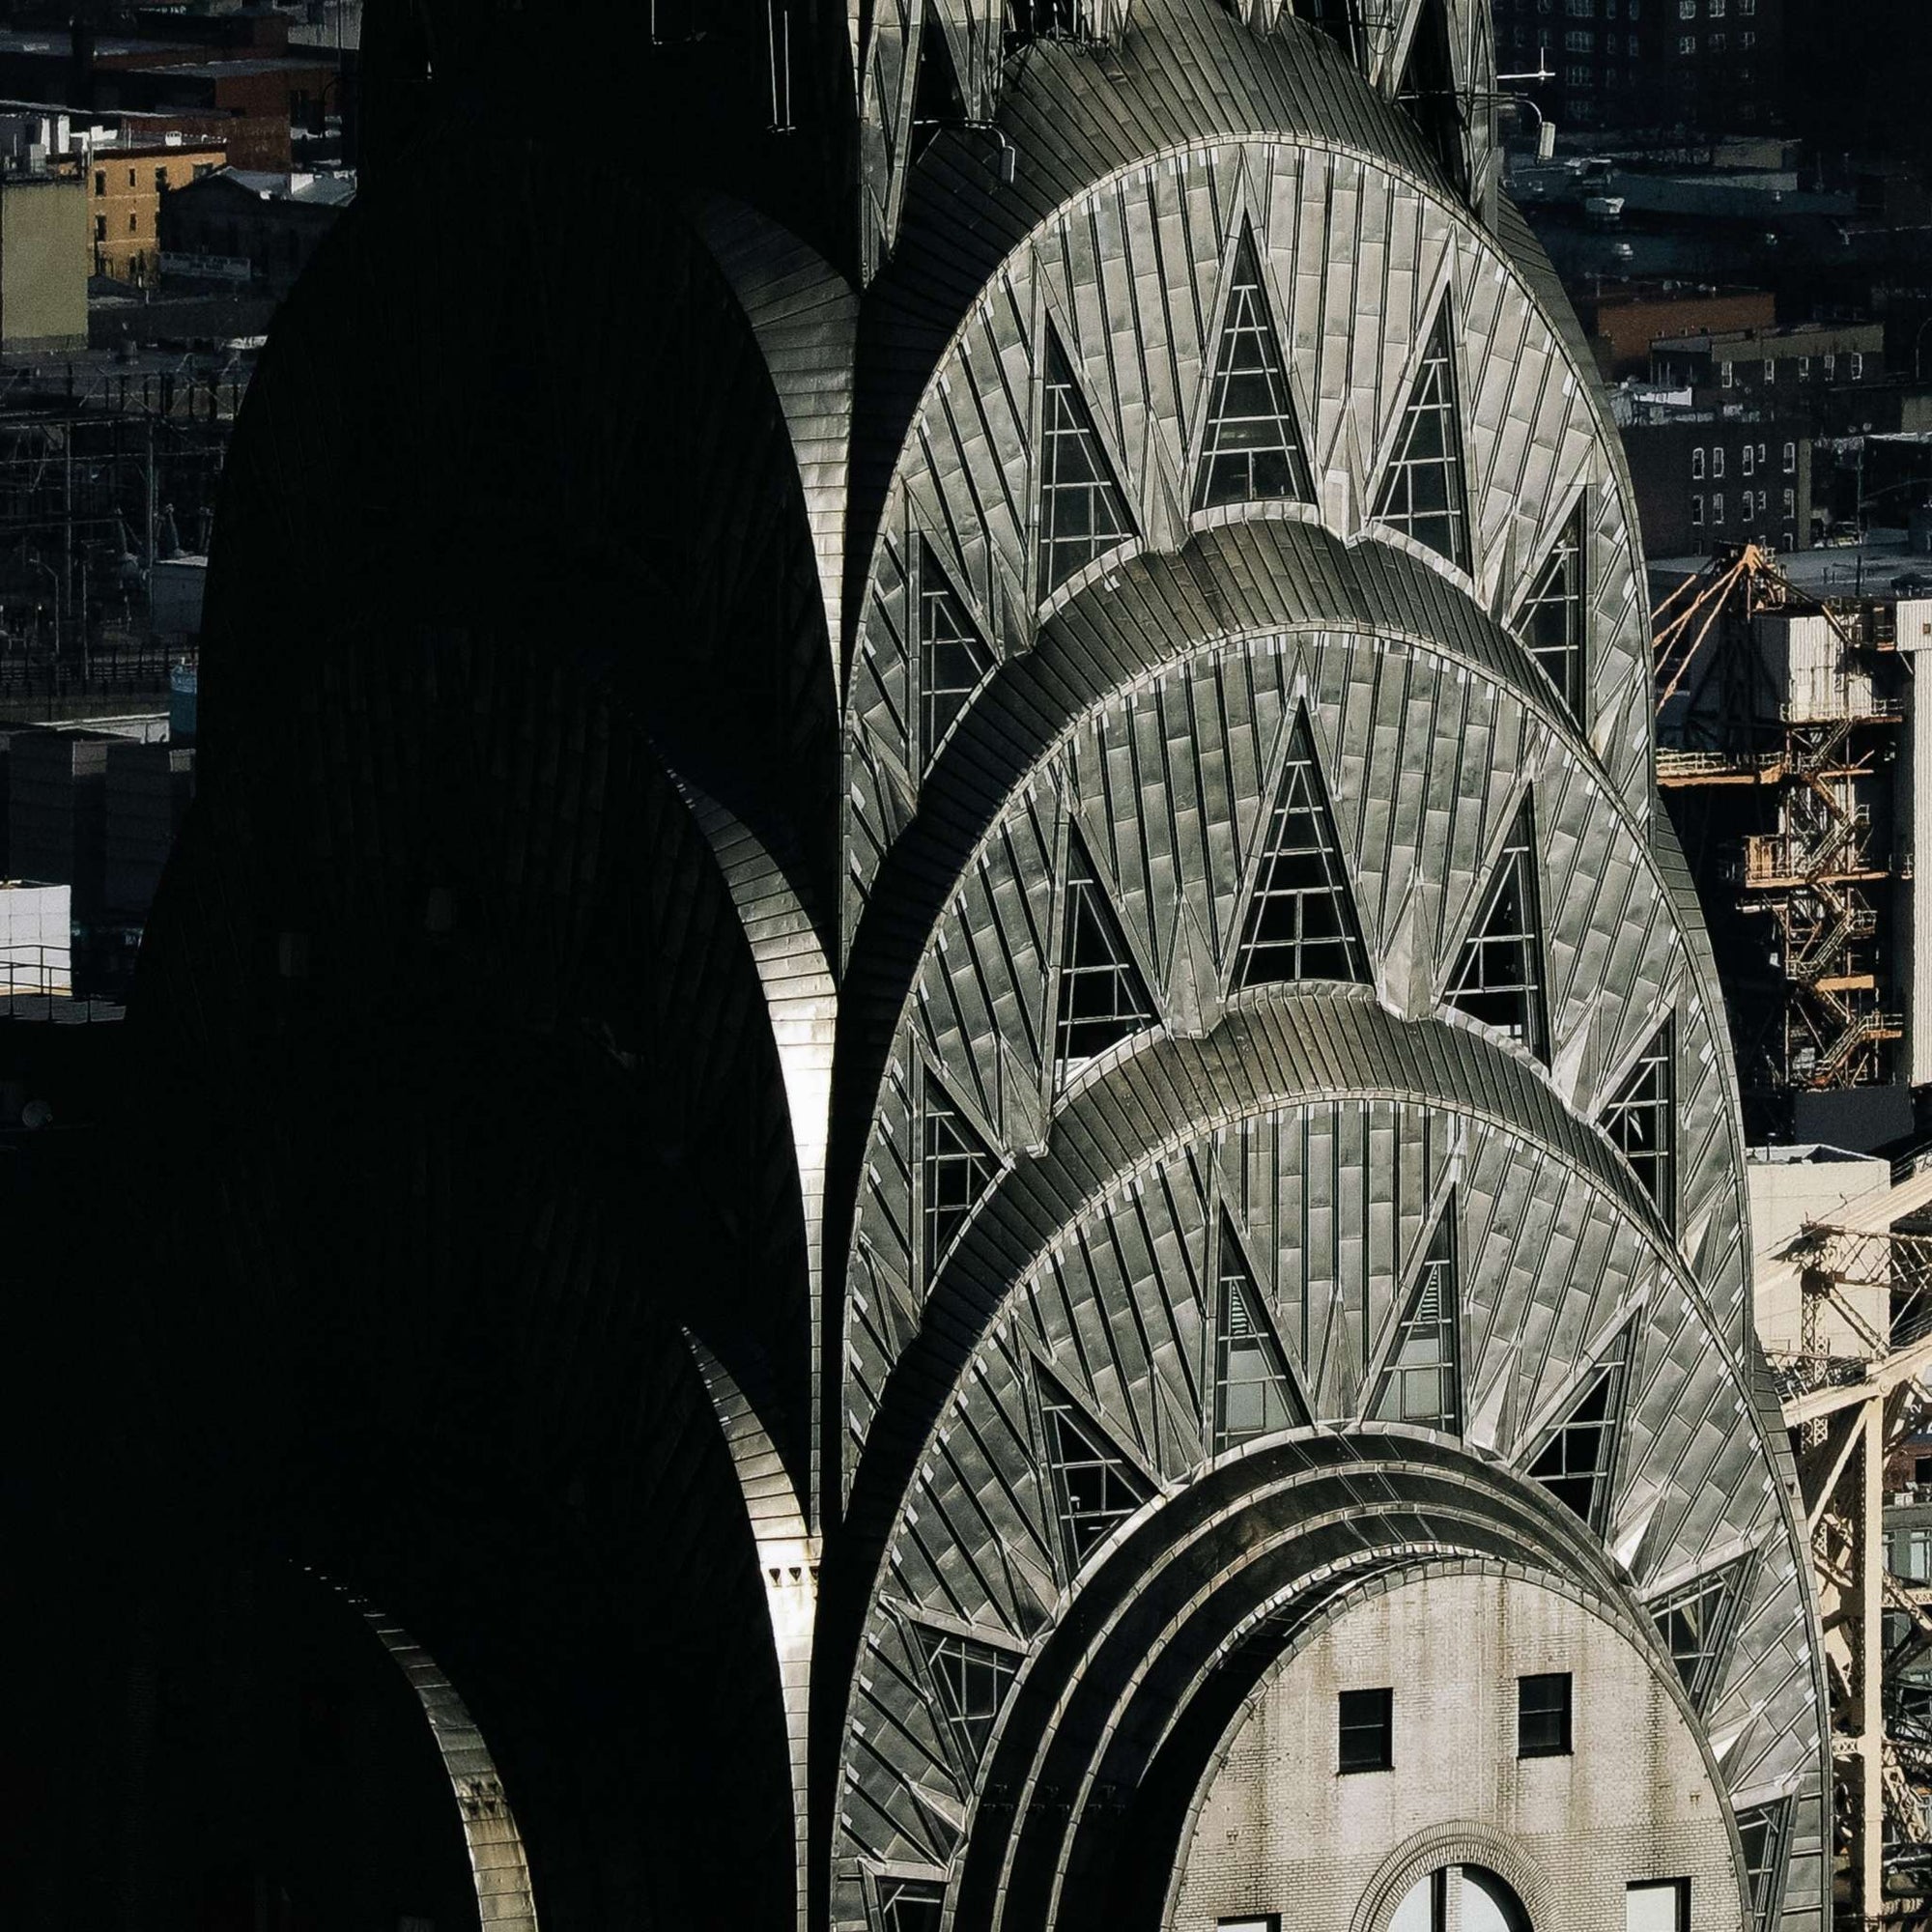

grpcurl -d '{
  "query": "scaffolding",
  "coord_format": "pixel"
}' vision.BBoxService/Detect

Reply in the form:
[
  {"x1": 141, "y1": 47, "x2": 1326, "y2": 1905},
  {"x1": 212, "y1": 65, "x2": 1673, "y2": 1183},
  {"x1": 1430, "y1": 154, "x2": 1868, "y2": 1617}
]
[
  {"x1": 1655, "y1": 543, "x2": 1906, "y2": 1126},
  {"x1": 1767, "y1": 1161, "x2": 1932, "y2": 1925}
]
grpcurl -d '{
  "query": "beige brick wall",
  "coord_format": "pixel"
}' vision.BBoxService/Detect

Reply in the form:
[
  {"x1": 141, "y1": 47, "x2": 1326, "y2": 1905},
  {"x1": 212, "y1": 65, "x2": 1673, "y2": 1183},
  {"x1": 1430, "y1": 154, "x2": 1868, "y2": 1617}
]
[{"x1": 1169, "y1": 1570, "x2": 1743, "y2": 1932}]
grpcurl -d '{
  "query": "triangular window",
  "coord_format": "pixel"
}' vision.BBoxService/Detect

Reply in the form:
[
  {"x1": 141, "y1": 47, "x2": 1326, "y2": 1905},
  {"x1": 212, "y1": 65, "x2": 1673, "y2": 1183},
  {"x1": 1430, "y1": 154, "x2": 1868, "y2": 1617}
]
[
  {"x1": 1649, "y1": 1556, "x2": 1752, "y2": 1712},
  {"x1": 1055, "y1": 825, "x2": 1158, "y2": 1069},
  {"x1": 923, "y1": 1074, "x2": 997, "y2": 1279},
  {"x1": 1396, "y1": 0, "x2": 1466, "y2": 195},
  {"x1": 919, "y1": 539, "x2": 993, "y2": 765},
  {"x1": 1736, "y1": 1801, "x2": 1793, "y2": 1932},
  {"x1": 1194, "y1": 226, "x2": 1314, "y2": 512},
  {"x1": 1037, "y1": 1369, "x2": 1152, "y2": 1571},
  {"x1": 1372, "y1": 305, "x2": 1470, "y2": 570},
  {"x1": 1371, "y1": 1201, "x2": 1461, "y2": 1432},
  {"x1": 912, "y1": 1623, "x2": 1018, "y2": 1770},
  {"x1": 1525, "y1": 1337, "x2": 1630, "y2": 1534},
  {"x1": 1233, "y1": 709, "x2": 1369, "y2": 989},
  {"x1": 1515, "y1": 505, "x2": 1586, "y2": 721},
  {"x1": 1446, "y1": 801, "x2": 1548, "y2": 1061},
  {"x1": 873, "y1": 1877, "x2": 945, "y2": 1932},
  {"x1": 1600, "y1": 1023, "x2": 1675, "y2": 1228},
  {"x1": 1213, "y1": 1212, "x2": 1309, "y2": 1450},
  {"x1": 1038, "y1": 329, "x2": 1136, "y2": 595}
]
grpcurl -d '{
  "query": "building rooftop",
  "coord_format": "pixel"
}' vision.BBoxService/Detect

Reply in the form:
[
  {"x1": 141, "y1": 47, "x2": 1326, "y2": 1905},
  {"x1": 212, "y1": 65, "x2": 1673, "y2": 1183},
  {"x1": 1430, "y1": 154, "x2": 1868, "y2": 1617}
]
[
  {"x1": 1652, "y1": 319, "x2": 1884, "y2": 354},
  {"x1": 212, "y1": 166, "x2": 354, "y2": 206},
  {"x1": 1651, "y1": 531, "x2": 1927, "y2": 601}
]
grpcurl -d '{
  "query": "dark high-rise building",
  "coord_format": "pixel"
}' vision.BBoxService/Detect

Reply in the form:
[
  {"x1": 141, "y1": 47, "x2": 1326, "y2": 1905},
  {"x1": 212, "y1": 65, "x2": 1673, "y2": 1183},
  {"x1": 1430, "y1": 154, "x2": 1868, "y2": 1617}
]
[
  {"x1": 12, "y1": 2, "x2": 1826, "y2": 1928},
  {"x1": 1493, "y1": 0, "x2": 1784, "y2": 137}
]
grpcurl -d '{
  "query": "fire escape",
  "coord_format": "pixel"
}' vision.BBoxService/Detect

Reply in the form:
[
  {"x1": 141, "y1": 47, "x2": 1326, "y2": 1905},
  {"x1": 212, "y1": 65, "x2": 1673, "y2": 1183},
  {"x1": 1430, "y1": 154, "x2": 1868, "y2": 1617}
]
[{"x1": 1655, "y1": 543, "x2": 1904, "y2": 1120}]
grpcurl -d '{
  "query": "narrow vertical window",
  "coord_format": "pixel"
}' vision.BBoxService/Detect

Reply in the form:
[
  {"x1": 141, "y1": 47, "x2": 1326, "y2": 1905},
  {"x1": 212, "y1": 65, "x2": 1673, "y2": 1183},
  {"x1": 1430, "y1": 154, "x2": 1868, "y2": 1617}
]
[
  {"x1": 1599, "y1": 1023, "x2": 1674, "y2": 1225},
  {"x1": 1037, "y1": 329, "x2": 1135, "y2": 595},
  {"x1": 912, "y1": 1624, "x2": 1018, "y2": 1770},
  {"x1": 1037, "y1": 1370, "x2": 1152, "y2": 1571},
  {"x1": 1212, "y1": 1212, "x2": 1308, "y2": 1450},
  {"x1": 1446, "y1": 801, "x2": 1548, "y2": 1061},
  {"x1": 1736, "y1": 1801, "x2": 1792, "y2": 1932},
  {"x1": 1517, "y1": 1672, "x2": 1573, "y2": 1756},
  {"x1": 1525, "y1": 1334, "x2": 1630, "y2": 1533},
  {"x1": 1515, "y1": 506, "x2": 1587, "y2": 721},
  {"x1": 1372, "y1": 1202, "x2": 1461, "y2": 1432},
  {"x1": 1626, "y1": 1882, "x2": 1689, "y2": 1932},
  {"x1": 918, "y1": 538, "x2": 992, "y2": 765},
  {"x1": 874, "y1": 1878, "x2": 945, "y2": 1932},
  {"x1": 1338, "y1": 1687, "x2": 1394, "y2": 1772},
  {"x1": 922, "y1": 1074, "x2": 997, "y2": 1279},
  {"x1": 1194, "y1": 222, "x2": 1313, "y2": 511},
  {"x1": 1372, "y1": 305, "x2": 1471, "y2": 569},
  {"x1": 1054, "y1": 825, "x2": 1157, "y2": 1069},
  {"x1": 1649, "y1": 1557, "x2": 1752, "y2": 1712},
  {"x1": 1232, "y1": 709, "x2": 1368, "y2": 988}
]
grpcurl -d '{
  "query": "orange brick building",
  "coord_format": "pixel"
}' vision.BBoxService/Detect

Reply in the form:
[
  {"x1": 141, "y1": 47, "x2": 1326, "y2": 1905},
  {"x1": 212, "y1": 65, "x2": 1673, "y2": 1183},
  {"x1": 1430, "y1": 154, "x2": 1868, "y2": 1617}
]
[{"x1": 89, "y1": 140, "x2": 225, "y2": 283}]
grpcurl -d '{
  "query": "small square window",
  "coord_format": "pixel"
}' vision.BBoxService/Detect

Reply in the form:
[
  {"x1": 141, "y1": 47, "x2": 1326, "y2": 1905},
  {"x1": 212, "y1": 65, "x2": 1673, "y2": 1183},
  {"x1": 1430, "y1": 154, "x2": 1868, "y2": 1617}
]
[
  {"x1": 1518, "y1": 1672, "x2": 1573, "y2": 1756},
  {"x1": 1627, "y1": 1880, "x2": 1690, "y2": 1932},
  {"x1": 1339, "y1": 1687, "x2": 1393, "y2": 1773}
]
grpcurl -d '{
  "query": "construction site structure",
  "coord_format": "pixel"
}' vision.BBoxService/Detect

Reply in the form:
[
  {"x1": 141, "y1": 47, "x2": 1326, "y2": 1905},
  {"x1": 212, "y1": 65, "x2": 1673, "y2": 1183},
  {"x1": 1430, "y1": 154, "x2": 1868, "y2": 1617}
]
[
  {"x1": 1655, "y1": 542, "x2": 1918, "y2": 1138},
  {"x1": 1760, "y1": 1151, "x2": 1932, "y2": 1927}
]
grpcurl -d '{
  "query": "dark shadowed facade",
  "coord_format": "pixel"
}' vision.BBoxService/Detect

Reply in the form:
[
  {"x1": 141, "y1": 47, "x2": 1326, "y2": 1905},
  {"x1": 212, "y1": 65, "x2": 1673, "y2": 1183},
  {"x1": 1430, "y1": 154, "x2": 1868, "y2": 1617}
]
[{"x1": 45, "y1": 2, "x2": 1830, "y2": 1929}]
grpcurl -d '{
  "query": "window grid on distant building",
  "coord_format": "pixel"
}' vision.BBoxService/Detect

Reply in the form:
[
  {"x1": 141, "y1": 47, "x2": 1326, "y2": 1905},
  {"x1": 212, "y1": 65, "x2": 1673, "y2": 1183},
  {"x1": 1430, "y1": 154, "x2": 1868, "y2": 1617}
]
[
  {"x1": 1373, "y1": 307, "x2": 1470, "y2": 568},
  {"x1": 1195, "y1": 227, "x2": 1314, "y2": 511},
  {"x1": 1038, "y1": 332, "x2": 1134, "y2": 594},
  {"x1": 1516, "y1": 507, "x2": 1586, "y2": 720}
]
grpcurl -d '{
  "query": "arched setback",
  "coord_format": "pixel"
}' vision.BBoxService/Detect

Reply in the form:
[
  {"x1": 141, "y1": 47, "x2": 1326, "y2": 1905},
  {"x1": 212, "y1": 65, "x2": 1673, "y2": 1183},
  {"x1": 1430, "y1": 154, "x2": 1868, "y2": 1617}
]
[{"x1": 1168, "y1": 1569, "x2": 1745, "y2": 1932}]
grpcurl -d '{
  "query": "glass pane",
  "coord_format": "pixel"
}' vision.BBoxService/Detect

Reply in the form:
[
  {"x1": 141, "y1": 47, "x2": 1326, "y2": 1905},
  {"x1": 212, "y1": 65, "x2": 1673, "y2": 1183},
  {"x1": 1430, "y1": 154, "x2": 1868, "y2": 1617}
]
[
  {"x1": 1628, "y1": 1882, "x2": 1686, "y2": 1932},
  {"x1": 1388, "y1": 1878, "x2": 1433, "y2": 1932}
]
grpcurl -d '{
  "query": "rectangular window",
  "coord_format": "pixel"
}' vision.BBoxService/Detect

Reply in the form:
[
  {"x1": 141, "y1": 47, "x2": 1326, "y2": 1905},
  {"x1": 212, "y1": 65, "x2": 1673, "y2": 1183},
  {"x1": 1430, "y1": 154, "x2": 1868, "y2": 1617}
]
[
  {"x1": 1824, "y1": 355, "x2": 1836, "y2": 380},
  {"x1": 154, "y1": 167, "x2": 166, "y2": 192},
  {"x1": 1629, "y1": 32, "x2": 1639, "y2": 51},
  {"x1": 1783, "y1": 441, "x2": 1797, "y2": 471},
  {"x1": 1690, "y1": 495, "x2": 1703, "y2": 526},
  {"x1": 1677, "y1": 0, "x2": 1693, "y2": 14},
  {"x1": 1798, "y1": 356, "x2": 1810, "y2": 380},
  {"x1": 1339, "y1": 1687, "x2": 1393, "y2": 1773},
  {"x1": 1852, "y1": 352, "x2": 1865, "y2": 379},
  {"x1": 1712, "y1": 447, "x2": 1724, "y2": 478},
  {"x1": 1566, "y1": 62, "x2": 1592, "y2": 84},
  {"x1": 1784, "y1": 487, "x2": 1796, "y2": 518},
  {"x1": 1708, "y1": 29, "x2": 1725, "y2": 46},
  {"x1": 1742, "y1": 443, "x2": 1754, "y2": 475},
  {"x1": 1712, "y1": 493, "x2": 1724, "y2": 523},
  {"x1": 93, "y1": 169, "x2": 103, "y2": 195},
  {"x1": 1678, "y1": 32, "x2": 1694, "y2": 50},
  {"x1": 1720, "y1": 360, "x2": 1734, "y2": 387},
  {"x1": 93, "y1": 213, "x2": 104, "y2": 241},
  {"x1": 1519, "y1": 1672, "x2": 1573, "y2": 1756},
  {"x1": 1565, "y1": 28, "x2": 1594, "y2": 48},
  {"x1": 128, "y1": 213, "x2": 137, "y2": 233},
  {"x1": 1742, "y1": 493, "x2": 1754, "y2": 522},
  {"x1": 127, "y1": 167, "x2": 135, "y2": 187},
  {"x1": 1763, "y1": 357, "x2": 1775, "y2": 383},
  {"x1": 1627, "y1": 1881, "x2": 1690, "y2": 1932},
  {"x1": 1217, "y1": 1921, "x2": 1280, "y2": 1932},
  {"x1": 1691, "y1": 447, "x2": 1704, "y2": 479}
]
